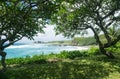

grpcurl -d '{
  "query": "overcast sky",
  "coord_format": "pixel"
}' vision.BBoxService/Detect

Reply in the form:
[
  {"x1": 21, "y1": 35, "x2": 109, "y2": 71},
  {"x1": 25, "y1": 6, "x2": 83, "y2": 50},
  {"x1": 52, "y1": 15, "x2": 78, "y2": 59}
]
[{"x1": 18, "y1": 25, "x2": 94, "y2": 43}]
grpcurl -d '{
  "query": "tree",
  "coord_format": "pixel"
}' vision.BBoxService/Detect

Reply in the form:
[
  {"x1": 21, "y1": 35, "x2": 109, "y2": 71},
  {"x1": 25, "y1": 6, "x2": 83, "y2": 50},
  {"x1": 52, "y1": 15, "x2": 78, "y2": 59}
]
[
  {"x1": 0, "y1": 0, "x2": 58, "y2": 70},
  {"x1": 52, "y1": 0, "x2": 120, "y2": 58}
]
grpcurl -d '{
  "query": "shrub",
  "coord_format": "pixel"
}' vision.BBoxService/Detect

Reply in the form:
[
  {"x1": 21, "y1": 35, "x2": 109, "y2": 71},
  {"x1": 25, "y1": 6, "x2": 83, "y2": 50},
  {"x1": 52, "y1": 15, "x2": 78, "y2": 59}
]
[
  {"x1": 58, "y1": 50, "x2": 88, "y2": 59},
  {"x1": 58, "y1": 51, "x2": 70, "y2": 58},
  {"x1": 87, "y1": 47, "x2": 100, "y2": 56},
  {"x1": 67, "y1": 51, "x2": 88, "y2": 59}
]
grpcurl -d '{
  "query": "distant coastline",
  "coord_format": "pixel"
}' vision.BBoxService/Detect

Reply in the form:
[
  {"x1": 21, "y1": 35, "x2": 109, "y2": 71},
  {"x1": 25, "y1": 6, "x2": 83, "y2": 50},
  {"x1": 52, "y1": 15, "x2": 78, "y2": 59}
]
[{"x1": 33, "y1": 36, "x2": 97, "y2": 46}]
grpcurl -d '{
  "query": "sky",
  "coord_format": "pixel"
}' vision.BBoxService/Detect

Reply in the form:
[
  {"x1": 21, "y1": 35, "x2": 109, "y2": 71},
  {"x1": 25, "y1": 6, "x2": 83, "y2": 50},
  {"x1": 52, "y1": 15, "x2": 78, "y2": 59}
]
[
  {"x1": 18, "y1": 25, "x2": 69, "y2": 43},
  {"x1": 18, "y1": 25, "x2": 94, "y2": 43}
]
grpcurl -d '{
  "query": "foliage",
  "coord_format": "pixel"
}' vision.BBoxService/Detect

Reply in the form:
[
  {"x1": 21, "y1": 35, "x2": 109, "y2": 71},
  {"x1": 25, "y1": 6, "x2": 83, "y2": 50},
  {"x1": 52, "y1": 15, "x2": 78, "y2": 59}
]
[
  {"x1": 0, "y1": 0, "x2": 59, "y2": 49},
  {"x1": 52, "y1": 0, "x2": 120, "y2": 58},
  {"x1": 87, "y1": 47, "x2": 100, "y2": 56},
  {"x1": 58, "y1": 50, "x2": 87, "y2": 59}
]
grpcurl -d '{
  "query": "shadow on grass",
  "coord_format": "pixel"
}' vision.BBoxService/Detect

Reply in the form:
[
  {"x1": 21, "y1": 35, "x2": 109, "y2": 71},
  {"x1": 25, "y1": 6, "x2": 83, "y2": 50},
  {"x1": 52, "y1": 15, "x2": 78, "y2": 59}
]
[{"x1": 0, "y1": 58, "x2": 118, "y2": 79}]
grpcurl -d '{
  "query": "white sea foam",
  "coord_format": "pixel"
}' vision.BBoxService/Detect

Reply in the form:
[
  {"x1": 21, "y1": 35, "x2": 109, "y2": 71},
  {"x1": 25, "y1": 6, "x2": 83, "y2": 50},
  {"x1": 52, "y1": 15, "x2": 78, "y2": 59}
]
[
  {"x1": 76, "y1": 46, "x2": 89, "y2": 50},
  {"x1": 7, "y1": 44, "x2": 89, "y2": 51},
  {"x1": 7, "y1": 44, "x2": 47, "y2": 49}
]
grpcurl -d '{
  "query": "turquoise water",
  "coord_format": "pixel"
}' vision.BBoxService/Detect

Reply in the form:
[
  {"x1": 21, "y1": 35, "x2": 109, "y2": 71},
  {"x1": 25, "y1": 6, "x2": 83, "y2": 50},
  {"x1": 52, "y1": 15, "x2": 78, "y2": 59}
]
[{"x1": 4, "y1": 44, "x2": 88, "y2": 58}]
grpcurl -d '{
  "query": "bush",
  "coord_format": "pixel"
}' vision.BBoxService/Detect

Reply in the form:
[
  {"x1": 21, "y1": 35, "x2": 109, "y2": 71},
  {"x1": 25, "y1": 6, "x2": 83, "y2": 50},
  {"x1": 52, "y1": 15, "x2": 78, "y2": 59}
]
[
  {"x1": 67, "y1": 51, "x2": 88, "y2": 59},
  {"x1": 58, "y1": 51, "x2": 69, "y2": 58},
  {"x1": 58, "y1": 47, "x2": 101, "y2": 59},
  {"x1": 59, "y1": 50, "x2": 88, "y2": 59},
  {"x1": 87, "y1": 47, "x2": 100, "y2": 56}
]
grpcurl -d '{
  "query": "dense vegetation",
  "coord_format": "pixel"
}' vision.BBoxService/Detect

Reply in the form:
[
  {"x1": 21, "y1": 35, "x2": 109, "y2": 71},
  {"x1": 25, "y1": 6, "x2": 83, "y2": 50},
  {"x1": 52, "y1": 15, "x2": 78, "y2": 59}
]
[
  {"x1": 52, "y1": 0, "x2": 120, "y2": 58},
  {"x1": 0, "y1": 43, "x2": 120, "y2": 79}
]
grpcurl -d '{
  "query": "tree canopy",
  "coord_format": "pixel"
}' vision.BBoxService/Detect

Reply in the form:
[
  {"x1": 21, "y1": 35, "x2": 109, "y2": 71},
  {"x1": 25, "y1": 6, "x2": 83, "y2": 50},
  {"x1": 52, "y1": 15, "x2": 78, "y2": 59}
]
[
  {"x1": 52, "y1": 0, "x2": 120, "y2": 58},
  {"x1": 0, "y1": 0, "x2": 58, "y2": 49},
  {"x1": 0, "y1": 0, "x2": 59, "y2": 70}
]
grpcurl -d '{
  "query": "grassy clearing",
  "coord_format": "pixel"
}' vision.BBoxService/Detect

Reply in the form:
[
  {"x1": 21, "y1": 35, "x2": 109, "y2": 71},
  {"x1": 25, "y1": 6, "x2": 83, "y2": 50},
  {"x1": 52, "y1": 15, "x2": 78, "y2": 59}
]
[{"x1": 0, "y1": 54, "x2": 120, "y2": 79}]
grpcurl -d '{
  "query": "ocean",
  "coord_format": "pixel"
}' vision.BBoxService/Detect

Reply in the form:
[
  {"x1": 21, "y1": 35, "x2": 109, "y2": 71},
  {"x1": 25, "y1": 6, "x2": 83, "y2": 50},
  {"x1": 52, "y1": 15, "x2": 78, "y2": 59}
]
[{"x1": 4, "y1": 43, "x2": 89, "y2": 59}]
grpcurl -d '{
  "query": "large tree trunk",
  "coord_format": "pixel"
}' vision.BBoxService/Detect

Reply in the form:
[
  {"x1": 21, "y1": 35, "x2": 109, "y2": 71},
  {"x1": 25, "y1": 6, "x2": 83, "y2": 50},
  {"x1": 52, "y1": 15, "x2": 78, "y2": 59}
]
[
  {"x1": 0, "y1": 51, "x2": 7, "y2": 70},
  {"x1": 90, "y1": 25, "x2": 115, "y2": 58},
  {"x1": 99, "y1": 46, "x2": 115, "y2": 59}
]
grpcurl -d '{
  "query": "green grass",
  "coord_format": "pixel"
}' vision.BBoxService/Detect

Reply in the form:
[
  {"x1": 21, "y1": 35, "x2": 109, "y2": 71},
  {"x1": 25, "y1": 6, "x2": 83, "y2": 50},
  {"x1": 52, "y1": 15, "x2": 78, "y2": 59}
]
[{"x1": 0, "y1": 50, "x2": 120, "y2": 79}]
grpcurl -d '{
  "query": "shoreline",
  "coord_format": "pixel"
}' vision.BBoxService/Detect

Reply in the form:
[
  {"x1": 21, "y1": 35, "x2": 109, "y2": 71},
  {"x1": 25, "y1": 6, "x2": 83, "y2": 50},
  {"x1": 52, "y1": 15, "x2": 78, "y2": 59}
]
[{"x1": 5, "y1": 44, "x2": 91, "y2": 59}]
